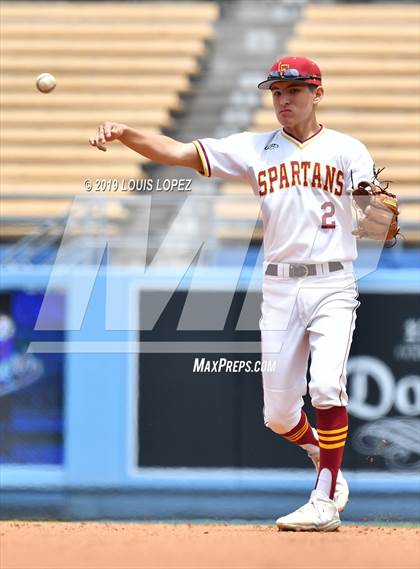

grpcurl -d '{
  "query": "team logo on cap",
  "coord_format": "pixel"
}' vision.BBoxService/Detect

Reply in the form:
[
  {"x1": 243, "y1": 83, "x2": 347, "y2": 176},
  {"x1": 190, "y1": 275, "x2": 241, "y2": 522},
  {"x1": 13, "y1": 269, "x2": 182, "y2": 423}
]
[{"x1": 278, "y1": 63, "x2": 290, "y2": 76}]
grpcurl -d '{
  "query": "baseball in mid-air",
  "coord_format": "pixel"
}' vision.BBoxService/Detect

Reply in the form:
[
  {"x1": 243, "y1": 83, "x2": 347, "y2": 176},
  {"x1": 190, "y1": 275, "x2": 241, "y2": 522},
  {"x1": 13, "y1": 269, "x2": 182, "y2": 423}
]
[{"x1": 36, "y1": 73, "x2": 57, "y2": 93}]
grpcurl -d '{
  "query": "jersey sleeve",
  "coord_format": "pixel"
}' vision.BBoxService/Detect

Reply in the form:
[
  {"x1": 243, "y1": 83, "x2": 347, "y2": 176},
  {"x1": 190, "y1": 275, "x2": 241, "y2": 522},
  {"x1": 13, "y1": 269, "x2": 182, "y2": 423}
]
[
  {"x1": 343, "y1": 139, "x2": 375, "y2": 192},
  {"x1": 193, "y1": 132, "x2": 252, "y2": 181}
]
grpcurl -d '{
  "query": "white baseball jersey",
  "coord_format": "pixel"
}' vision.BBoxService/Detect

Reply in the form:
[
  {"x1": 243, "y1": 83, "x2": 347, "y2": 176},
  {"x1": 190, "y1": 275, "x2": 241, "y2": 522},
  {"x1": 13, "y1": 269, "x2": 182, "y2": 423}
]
[{"x1": 194, "y1": 126, "x2": 375, "y2": 263}]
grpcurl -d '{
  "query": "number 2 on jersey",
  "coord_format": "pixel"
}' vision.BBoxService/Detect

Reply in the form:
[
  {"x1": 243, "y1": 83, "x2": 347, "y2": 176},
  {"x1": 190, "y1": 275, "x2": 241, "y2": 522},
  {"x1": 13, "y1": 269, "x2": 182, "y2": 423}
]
[{"x1": 321, "y1": 201, "x2": 336, "y2": 229}]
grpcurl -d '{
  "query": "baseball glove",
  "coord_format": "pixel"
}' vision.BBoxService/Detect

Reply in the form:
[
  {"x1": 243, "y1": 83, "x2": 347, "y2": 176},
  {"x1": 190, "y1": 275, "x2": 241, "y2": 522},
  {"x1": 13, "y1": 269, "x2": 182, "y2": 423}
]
[{"x1": 352, "y1": 180, "x2": 400, "y2": 242}]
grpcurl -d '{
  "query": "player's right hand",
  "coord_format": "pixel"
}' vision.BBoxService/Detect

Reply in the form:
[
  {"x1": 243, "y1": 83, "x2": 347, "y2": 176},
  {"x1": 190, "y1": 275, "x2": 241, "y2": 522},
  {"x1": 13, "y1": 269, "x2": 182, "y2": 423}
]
[{"x1": 89, "y1": 122, "x2": 126, "y2": 152}]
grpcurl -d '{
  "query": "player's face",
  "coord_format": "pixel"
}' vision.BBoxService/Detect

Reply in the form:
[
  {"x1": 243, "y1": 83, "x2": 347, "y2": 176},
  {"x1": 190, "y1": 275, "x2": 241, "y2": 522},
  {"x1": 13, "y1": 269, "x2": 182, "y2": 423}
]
[{"x1": 270, "y1": 82, "x2": 322, "y2": 127}]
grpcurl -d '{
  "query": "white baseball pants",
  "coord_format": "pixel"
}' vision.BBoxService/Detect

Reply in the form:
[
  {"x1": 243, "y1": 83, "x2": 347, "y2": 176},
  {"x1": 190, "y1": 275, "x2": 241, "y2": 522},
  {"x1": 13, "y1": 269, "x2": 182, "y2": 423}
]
[{"x1": 260, "y1": 266, "x2": 359, "y2": 435}]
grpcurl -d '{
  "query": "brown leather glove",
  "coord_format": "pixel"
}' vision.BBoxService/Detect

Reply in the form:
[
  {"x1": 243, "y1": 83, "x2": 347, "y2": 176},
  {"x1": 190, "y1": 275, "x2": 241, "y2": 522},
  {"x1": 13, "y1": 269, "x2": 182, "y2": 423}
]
[{"x1": 352, "y1": 181, "x2": 400, "y2": 241}]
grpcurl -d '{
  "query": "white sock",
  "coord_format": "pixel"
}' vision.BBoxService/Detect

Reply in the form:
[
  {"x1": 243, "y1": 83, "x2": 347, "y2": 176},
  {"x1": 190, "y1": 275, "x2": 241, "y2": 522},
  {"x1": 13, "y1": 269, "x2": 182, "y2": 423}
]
[{"x1": 315, "y1": 468, "x2": 332, "y2": 498}]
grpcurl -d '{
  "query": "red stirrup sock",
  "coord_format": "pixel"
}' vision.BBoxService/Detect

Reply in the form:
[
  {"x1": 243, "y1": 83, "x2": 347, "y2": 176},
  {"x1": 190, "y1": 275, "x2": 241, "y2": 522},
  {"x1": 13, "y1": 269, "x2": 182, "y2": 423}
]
[
  {"x1": 281, "y1": 410, "x2": 319, "y2": 447},
  {"x1": 315, "y1": 406, "x2": 348, "y2": 499}
]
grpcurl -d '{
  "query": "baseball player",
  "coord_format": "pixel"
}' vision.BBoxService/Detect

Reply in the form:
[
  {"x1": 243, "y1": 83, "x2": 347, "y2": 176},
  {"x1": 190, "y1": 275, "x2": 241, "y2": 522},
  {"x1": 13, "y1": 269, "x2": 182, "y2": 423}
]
[{"x1": 90, "y1": 56, "x2": 399, "y2": 531}]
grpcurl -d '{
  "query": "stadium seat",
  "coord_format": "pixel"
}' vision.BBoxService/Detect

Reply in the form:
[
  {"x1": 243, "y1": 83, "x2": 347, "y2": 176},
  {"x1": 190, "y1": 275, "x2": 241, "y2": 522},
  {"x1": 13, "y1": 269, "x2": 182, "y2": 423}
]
[
  {"x1": 2, "y1": 56, "x2": 200, "y2": 74},
  {"x1": 4, "y1": 39, "x2": 207, "y2": 57},
  {"x1": 2, "y1": 110, "x2": 172, "y2": 128},
  {"x1": 2, "y1": 23, "x2": 215, "y2": 40},
  {"x1": 296, "y1": 24, "x2": 418, "y2": 41},
  {"x1": 1, "y1": 2, "x2": 219, "y2": 20},
  {"x1": 303, "y1": 4, "x2": 419, "y2": 21},
  {"x1": 1, "y1": 127, "x2": 159, "y2": 145},
  {"x1": 2, "y1": 93, "x2": 183, "y2": 111},
  {"x1": 1, "y1": 75, "x2": 191, "y2": 93},
  {"x1": 2, "y1": 164, "x2": 142, "y2": 183}
]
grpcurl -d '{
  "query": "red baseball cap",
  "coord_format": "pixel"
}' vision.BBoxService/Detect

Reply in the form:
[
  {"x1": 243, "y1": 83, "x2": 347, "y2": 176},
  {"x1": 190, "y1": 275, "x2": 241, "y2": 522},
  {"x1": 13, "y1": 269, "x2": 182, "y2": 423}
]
[{"x1": 257, "y1": 56, "x2": 322, "y2": 89}]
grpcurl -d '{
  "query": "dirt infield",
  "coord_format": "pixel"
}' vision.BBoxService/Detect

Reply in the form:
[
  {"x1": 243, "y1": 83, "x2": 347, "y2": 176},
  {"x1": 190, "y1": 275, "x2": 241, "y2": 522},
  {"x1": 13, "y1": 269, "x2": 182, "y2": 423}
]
[{"x1": 1, "y1": 522, "x2": 419, "y2": 569}]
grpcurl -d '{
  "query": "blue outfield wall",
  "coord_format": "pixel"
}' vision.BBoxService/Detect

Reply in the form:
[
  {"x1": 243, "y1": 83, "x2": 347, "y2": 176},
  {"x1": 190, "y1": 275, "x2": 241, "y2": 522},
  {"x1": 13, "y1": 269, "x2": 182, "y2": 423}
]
[{"x1": 0, "y1": 262, "x2": 419, "y2": 521}]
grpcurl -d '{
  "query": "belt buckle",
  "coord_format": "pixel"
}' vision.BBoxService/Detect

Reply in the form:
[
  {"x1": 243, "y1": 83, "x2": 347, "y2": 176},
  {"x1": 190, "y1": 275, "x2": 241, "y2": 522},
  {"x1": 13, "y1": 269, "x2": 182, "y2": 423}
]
[{"x1": 289, "y1": 264, "x2": 309, "y2": 278}]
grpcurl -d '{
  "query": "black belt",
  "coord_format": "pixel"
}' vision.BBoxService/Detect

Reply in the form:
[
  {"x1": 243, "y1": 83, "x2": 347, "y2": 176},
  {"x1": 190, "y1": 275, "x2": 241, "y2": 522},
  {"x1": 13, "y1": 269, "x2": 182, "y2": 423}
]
[{"x1": 265, "y1": 261, "x2": 344, "y2": 278}]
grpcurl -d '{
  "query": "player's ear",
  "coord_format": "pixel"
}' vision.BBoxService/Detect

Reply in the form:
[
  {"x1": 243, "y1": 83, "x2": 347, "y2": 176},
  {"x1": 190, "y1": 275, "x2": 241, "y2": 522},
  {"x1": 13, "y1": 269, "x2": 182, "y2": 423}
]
[{"x1": 313, "y1": 86, "x2": 324, "y2": 104}]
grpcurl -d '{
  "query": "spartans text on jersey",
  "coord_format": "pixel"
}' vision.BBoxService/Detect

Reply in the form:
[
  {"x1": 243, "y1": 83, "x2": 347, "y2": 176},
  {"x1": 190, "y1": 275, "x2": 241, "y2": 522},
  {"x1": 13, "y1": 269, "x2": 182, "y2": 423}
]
[{"x1": 258, "y1": 161, "x2": 344, "y2": 197}]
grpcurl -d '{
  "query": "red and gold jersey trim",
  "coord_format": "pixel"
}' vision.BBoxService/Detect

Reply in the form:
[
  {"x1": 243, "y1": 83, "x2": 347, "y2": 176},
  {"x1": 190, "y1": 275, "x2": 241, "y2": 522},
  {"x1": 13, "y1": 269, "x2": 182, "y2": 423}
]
[
  {"x1": 193, "y1": 140, "x2": 211, "y2": 177},
  {"x1": 281, "y1": 125, "x2": 325, "y2": 149}
]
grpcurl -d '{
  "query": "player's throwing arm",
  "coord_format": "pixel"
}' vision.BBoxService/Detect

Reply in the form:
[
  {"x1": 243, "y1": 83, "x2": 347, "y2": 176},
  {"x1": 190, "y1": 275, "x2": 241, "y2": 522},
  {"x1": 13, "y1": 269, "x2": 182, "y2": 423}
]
[{"x1": 89, "y1": 122, "x2": 202, "y2": 171}]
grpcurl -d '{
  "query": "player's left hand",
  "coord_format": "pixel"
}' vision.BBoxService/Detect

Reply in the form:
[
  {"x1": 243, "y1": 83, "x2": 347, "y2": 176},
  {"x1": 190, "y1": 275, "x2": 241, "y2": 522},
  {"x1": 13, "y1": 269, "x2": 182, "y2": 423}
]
[{"x1": 352, "y1": 181, "x2": 400, "y2": 241}]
